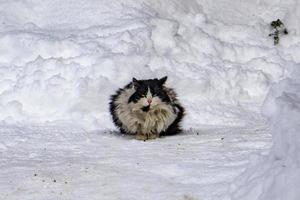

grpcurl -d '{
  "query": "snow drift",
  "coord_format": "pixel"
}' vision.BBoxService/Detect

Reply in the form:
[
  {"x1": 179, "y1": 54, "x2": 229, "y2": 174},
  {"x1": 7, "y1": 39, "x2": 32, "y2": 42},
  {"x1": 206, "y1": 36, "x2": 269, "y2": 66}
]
[
  {"x1": 1, "y1": 0, "x2": 300, "y2": 199},
  {"x1": 231, "y1": 64, "x2": 300, "y2": 200},
  {"x1": 0, "y1": 0, "x2": 287, "y2": 130}
]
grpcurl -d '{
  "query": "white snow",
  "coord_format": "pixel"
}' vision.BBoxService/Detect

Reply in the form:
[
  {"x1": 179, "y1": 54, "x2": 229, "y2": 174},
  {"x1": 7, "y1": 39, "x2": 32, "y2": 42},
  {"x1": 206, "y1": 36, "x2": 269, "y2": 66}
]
[
  {"x1": 0, "y1": 0, "x2": 282, "y2": 129},
  {"x1": 231, "y1": 67, "x2": 300, "y2": 200},
  {"x1": 0, "y1": 124, "x2": 271, "y2": 200},
  {"x1": 0, "y1": 0, "x2": 299, "y2": 199}
]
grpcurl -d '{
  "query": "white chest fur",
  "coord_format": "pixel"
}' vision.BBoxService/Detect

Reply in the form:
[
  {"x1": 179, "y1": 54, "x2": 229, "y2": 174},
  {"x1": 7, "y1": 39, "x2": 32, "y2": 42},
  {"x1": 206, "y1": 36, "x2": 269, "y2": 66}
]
[{"x1": 115, "y1": 87, "x2": 177, "y2": 135}]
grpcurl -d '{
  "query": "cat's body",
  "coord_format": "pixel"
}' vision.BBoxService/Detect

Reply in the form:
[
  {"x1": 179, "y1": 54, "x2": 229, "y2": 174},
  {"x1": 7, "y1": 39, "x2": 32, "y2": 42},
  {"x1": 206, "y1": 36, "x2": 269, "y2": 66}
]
[{"x1": 109, "y1": 77, "x2": 184, "y2": 140}]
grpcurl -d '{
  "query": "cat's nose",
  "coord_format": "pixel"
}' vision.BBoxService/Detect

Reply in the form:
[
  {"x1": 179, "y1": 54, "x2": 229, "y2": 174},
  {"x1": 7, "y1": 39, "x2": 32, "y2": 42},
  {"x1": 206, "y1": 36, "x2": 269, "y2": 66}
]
[{"x1": 147, "y1": 99, "x2": 152, "y2": 104}]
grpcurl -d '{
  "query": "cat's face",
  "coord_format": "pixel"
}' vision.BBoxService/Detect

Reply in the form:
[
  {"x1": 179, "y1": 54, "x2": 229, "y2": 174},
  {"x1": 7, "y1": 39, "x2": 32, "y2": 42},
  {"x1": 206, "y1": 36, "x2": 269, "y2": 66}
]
[{"x1": 128, "y1": 77, "x2": 171, "y2": 112}]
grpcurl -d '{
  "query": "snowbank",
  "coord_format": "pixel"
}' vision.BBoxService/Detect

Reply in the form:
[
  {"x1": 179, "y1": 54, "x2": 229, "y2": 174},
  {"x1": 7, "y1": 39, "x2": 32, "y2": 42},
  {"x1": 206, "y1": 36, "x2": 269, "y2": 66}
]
[
  {"x1": 227, "y1": 1, "x2": 300, "y2": 199},
  {"x1": 0, "y1": 0, "x2": 288, "y2": 130},
  {"x1": 231, "y1": 66, "x2": 300, "y2": 200}
]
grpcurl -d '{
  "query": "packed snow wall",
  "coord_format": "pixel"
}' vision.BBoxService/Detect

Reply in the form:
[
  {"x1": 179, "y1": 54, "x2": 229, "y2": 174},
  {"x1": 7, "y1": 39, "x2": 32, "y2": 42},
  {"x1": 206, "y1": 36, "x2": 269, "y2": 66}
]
[
  {"x1": 0, "y1": 0, "x2": 290, "y2": 130},
  {"x1": 231, "y1": 61, "x2": 300, "y2": 200}
]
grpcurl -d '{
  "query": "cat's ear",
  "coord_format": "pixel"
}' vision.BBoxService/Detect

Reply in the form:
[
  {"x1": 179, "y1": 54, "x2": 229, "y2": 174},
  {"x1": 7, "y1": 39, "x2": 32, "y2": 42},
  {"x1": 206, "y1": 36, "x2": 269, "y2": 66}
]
[
  {"x1": 132, "y1": 77, "x2": 140, "y2": 88},
  {"x1": 159, "y1": 76, "x2": 168, "y2": 85}
]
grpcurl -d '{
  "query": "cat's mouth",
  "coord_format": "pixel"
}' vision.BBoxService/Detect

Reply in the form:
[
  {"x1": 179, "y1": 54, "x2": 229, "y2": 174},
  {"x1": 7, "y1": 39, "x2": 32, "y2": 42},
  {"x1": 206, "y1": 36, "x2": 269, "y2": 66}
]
[{"x1": 142, "y1": 105, "x2": 150, "y2": 112}]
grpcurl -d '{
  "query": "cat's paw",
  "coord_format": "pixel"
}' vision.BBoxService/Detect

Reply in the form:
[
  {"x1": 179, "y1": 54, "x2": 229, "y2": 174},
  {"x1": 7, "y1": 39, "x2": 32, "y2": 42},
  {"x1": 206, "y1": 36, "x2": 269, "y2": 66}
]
[
  {"x1": 135, "y1": 133, "x2": 148, "y2": 140},
  {"x1": 147, "y1": 133, "x2": 158, "y2": 140},
  {"x1": 135, "y1": 133, "x2": 158, "y2": 140}
]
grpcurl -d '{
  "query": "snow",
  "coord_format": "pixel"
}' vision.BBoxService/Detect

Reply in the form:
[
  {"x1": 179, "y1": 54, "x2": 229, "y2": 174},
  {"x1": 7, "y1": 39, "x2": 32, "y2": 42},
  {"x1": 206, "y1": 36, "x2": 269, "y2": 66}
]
[
  {"x1": 0, "y1": 0, "x2": 299, "y2": 199},
  {"x1": 231, "y1": 67, "x2": 300, "y2": 200},
  {"x1": 0, "y1": 0, "x2": 280, "y2": 129},
  {"x1": 0, "y1": 124, "x2": 271, "y2": 200}
]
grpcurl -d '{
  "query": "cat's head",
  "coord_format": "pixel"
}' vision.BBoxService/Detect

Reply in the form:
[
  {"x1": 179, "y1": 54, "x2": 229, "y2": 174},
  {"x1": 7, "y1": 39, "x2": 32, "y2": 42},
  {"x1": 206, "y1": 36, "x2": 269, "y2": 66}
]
[{"x1": 128, "y1": 76, "x2": 171, "y2": 111}]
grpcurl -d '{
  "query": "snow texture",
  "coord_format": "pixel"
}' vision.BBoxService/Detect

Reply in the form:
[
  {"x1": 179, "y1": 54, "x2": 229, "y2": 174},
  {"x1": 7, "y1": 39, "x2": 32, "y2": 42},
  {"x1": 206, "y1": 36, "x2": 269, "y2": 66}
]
[
  {"x1": 0, "y1": 124, "x2": 271, "y2": 200},
  {"x1": 0, "y1": 0, "x2": 299, "y2": 199},
  {"x1": 0, "y1": 0, "x2": 286, "y2": 129},
  {"x1": 231, "y1": 62, "x2": 300, "y2": 200}
]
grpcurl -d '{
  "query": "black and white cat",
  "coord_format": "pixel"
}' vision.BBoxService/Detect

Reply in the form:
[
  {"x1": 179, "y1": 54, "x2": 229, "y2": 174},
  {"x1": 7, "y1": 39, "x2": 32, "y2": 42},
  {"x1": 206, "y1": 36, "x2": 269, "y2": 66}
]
[{"x1": 109, "y1": 76, "x2": 185, "y2": 140}]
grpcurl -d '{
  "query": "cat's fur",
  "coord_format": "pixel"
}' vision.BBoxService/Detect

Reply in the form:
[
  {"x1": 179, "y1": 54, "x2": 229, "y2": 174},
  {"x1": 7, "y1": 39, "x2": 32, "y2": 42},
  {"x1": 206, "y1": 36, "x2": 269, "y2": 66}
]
[{"x1": 109, "y1": 76, "x2": 184, "y2": 140}]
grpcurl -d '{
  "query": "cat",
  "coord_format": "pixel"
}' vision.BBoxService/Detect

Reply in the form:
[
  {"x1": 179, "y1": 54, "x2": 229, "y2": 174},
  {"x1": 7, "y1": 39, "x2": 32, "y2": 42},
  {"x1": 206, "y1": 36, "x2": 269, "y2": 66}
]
[{"x1": 109, "y1": 76, "x2": 185, "y2": 140}]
